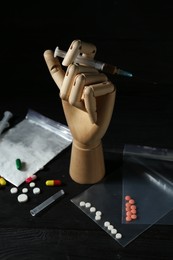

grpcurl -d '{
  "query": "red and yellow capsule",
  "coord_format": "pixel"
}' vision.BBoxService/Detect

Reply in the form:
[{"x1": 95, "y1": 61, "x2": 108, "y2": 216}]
[{"x1": 45, "y1": 180, "x2": 62, "y2": 186}]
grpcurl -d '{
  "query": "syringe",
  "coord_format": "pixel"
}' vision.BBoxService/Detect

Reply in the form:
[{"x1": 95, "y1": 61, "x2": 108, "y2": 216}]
[
  {"x1": 0, "y1": 111, "x2": 13, "y2": 135},
  {"x1": 54, "y1": 46, "x2": 133, "y2": 78}
]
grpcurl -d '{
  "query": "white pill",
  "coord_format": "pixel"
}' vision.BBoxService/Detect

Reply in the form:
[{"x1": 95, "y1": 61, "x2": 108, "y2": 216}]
[
  {"x1": 29, "y1": 182, "x2": 35, "y2": 188},
  {"x1": 108, "y1": 225, "x2": 114, "y2": 230},
  {"x1": 90, "y1": 207, "x2": 96, "y2": 212},
  {"x1": 104, "y1": 221, "x2": 110, "y2": 227},
  {"x1": 95, "y1": 215, "x2": 101, "y2": 221},
  {"x1": 10, "y1": 187, "x2": 18, "y2": 194},
  {"x1": 79, "y1": 201, "x2": 85, "y2": 207},
  {"x1": 96, "y1": 211, "x2": 102, "y2": 216},
  {"x1": 33, "y1": 187, "x2": 41, "y2": 194},
  {"x1": 85, "y1": 202, "x2": 91, "y2": 208},
  {"x1": 22, "y1": 188, "x2": 28, "y2": 193},
  {"x1": 17, "y1": 194, "x2": 28, "y2": 203},
  {"x1": 115, "y1": 233, "x2": 122, "y2": 239},
  {"x1": 111, "y1": 228, "x2": 117, "y2": 235}
]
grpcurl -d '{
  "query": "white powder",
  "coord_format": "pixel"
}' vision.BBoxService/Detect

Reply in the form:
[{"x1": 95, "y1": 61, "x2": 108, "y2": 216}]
[{"x1": 0, "y1": 110, "x2": 72, "y2": 186}]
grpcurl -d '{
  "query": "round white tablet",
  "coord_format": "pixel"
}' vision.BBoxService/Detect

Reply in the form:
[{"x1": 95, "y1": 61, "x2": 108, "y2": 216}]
[
  {"x1": 108, "y1": 225, "x2": 114, "y2": 231},
  {"x1": 104, "y1": 221, "x2": 110, "y2": 227},
  {"x1": 17, "y1": 194, "x2": 28, "y2": 203},
  {"x1": 111, "y1": 228, "x2": 117, "y2": 235},
  {"x1": 115, "y1": 233, "x2": 122, "y2": 239},
  {"x1": 10, "y1": 187, "x2": 18, "y2": 194},
  {"x1": 22, "y1": 188, "x2": 28, "y2": 193},
  {"x1": 95, "y1": 211, "x2": 102, "y2": 216},
  {"x1": 79, "y1": 201, "x2": 85, "y2": 207},
  {"x1": 90, "y1": 207, "x2": 96, "y2": 212},
  {"x1": 29, "y1": 182, "x2": 35, "y2": 188},
  {"x1": 95, "y1": 215, "x2": 101, "y2": 221},
  {"x1": 85, "y1": 202, "x2": 91, "y2": 208},
  {"x1": 33, "y1": 187, "x2": 41, "y2": 194}
]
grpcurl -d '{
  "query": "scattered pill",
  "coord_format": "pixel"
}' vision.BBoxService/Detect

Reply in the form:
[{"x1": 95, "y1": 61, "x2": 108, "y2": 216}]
[
  {"x1": 95, "y1": 215, "x2": 101, "y2": 221},
  {"x1": 95, "y1": 211, "x2": 102, "y2": 216},
  {"x1": 115, "y1": 233, "x2": 122, "y2": 239},
  {"x1": 126, "y1": 211, "x2": 132, "y2": 217},
  {"x1": 17, "y1": 193, "x2": 28, "y2": 203},
  {"x1": 104, "y1": 221, "x2": 110, "y2": 227},
  {"x1": 29, "y1": 182, "x2": 36, "y2": 188},
  {"x1": 45, "y1": 180, "x2": 62, "y2": 186},
  {"x1": 125, "y1": 202, "x2": 131, "y2": 207},
  {"x1": 0, "y1": 177, "x2": 7, "y2": 186},
  {"x1": 90, "y1": 207, "x2": 96, "y2": 212},
  {"x1": 126, "y1": 216, "x2": 132, "y2": 222},
  {"x1": 125, "y1": 195, "x2": 131, "y2": 201},
  {"x1": 22, "y1": 188, "x2": 28, "y2": 193},
  {"x1": 16, "y1": 158, "x2": 22, "y2": 170},
  {"x1": 111, "y1": 228, "x2": 117, "y2": 235},
  {"x1": 130, "y1": 205, "x2": 136, "y2": 210},
  {"x1": 131, "y1": 209, "x2": 137, "y2": 214},
  {"x1": 131, "y1": 214, "x2": 137, "y2": 220},
  {"x1": 26, "y1": 175, "x2": 37, "y2": 183},
  {"x1": 10, "y1": 187, "x2": 18, "y2": 194},
  {"x1": 33, "y1": 187, "x2": 41, "y2": 194},
  {"x1": 108, "y1": 225, "x2": 114, "y2": 231},
  {"x1": 85, "y1": 202, "x2": 91, "y2": 208},
  {"x1": 129, "y1": 199, "x2": 135, "y2": 205},
  {"x1": 79, "y1": 201, "x2": 85, "y2": 207},
  {"x1": 126, "y1": 207, "x2": 131, "y2": 212}
]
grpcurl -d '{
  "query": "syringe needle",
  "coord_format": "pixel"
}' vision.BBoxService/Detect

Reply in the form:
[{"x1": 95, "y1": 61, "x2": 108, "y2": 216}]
[{"x1": 54, "y1": 46, "x2": 133, "y2": 78}]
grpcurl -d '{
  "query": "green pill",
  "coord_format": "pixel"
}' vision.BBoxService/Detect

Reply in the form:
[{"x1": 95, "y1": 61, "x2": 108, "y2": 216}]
[{"x1": 16, "y1": 158, "x2": 22, "y2": 170}]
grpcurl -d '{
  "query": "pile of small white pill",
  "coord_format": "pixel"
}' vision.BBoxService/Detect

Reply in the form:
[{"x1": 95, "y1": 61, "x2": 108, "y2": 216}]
[{"x1": 10, "y1": 181, "x2": 41, "y2": 203}]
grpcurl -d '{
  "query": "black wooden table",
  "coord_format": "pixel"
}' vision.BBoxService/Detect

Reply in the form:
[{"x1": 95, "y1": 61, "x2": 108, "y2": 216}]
[{"x1": 1, "y1": 1, "x2": 173, "y2": 259}]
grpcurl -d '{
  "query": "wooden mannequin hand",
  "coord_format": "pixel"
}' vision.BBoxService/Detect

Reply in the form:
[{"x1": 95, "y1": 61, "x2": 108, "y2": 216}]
[{"x1": 44, "y1": 40, "x2": 116, "y2": 184}]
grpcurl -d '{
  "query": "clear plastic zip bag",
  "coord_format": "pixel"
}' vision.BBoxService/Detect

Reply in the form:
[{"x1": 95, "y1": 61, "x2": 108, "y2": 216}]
[
  {"x1": 122, "y1": 144, "x2": 173, "y2": 225},
  {"x1": 0, "y1": 109, "x2": 72, "y2": 186},
  {"x1": 71, "y1": 144, "x2": 173, "y2": 247},
  {"x1": 71, "y1": 168, "x2": 158, "y2": 247}
]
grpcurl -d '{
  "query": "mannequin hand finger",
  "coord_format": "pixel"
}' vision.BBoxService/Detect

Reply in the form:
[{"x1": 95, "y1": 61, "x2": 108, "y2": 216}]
[
  {"x1": 43, "y1": 50, "x2": 65, "y2": 89},
  {"x1": 60, "y1": 64, "x2": 98, "y2": 100},
  {"x1": 68, "y1": 73, "x2": 108, "y2": 107},
  {"x1": 62, "y1": 39, "x2": 97, "y2": 66},
  {"x1": 83, "y1": 81, "x2": 115, "y2": 123}
]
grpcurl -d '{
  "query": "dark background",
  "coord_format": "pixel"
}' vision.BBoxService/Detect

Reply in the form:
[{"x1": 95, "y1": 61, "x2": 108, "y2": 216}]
[
  {"x1": 1, "y1": 0, "x2": 173, "y2": 147},
  {"x1": 1, "y1": 1, "x2": 173, "y2": 259},
  {"x1": 1, "y1": 0, "x2": 173, "y2": 144}
]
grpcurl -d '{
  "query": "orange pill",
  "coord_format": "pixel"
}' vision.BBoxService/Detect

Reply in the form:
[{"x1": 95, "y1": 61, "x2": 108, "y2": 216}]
[
  {"x1": 125, "y1": 195, "x2": 131, "y2": 201},
  {"x1": 125, "y1": 202, "x2": 131, "y2": 207},
  {"x1": 126, "y1": 206, "x2": 131, "y2": 212},
  {"x1": 126, "y1": 211, "x2": 131, "y2": 217},
  {"x1": 131, "y1": 209, "x2": 137, "y2": 214},
  {"x1": 124, "y1": 195, "x2": 138, "y2": 222},
  {"x1": 130, "y1": 205, "x2": 136, "y2": 210},
  {"x1": 129, "y1": 199, "x2": 135, "y2": 204},
  {"x1": 131, "y1": 214, "x2": 137, "y2": 220},
  {"x1": 126, "y1": 216, "x2": 132, "y2": 222}
]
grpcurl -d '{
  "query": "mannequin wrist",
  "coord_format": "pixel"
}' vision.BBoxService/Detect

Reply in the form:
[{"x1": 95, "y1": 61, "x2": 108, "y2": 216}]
[{"x1": 69, "y1": 139, "x2": 105, "y2": 184}]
